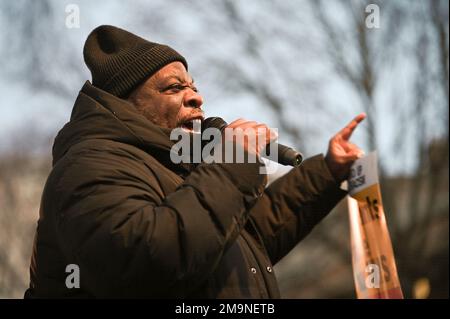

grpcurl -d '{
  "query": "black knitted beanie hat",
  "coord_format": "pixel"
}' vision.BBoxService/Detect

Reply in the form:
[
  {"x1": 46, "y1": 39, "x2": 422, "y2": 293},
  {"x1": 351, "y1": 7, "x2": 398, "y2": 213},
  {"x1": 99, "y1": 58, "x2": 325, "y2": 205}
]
[{"x1": 83, "y1": 25, "x2": 188, "y2": 98}]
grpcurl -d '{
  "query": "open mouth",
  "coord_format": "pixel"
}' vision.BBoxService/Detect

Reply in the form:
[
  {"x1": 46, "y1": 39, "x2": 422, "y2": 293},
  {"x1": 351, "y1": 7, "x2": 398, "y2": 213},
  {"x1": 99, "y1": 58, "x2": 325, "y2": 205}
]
[{"x1": 180, "y1": 117, "x2": 203, "y2": 134}]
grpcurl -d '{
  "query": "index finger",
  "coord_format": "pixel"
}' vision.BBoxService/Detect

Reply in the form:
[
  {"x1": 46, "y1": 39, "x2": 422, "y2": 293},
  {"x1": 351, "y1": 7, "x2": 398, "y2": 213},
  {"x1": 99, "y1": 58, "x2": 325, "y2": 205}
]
[{"x1": 338, "y1": 113, "x2": 366, "y2": 140}]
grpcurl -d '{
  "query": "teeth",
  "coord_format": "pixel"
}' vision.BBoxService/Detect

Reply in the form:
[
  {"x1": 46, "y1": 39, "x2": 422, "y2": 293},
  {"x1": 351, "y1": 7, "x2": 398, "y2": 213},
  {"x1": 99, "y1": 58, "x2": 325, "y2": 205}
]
[{"x1": 192, "y1": 119, "x2": 201, "y2": 134}]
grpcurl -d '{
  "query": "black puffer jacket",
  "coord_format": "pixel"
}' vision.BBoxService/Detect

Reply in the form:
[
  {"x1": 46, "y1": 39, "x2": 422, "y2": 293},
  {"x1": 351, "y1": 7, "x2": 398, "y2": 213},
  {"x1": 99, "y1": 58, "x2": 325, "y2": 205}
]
[{"x1": 25, "y1": 81, "x2": 346, "y2": 298}]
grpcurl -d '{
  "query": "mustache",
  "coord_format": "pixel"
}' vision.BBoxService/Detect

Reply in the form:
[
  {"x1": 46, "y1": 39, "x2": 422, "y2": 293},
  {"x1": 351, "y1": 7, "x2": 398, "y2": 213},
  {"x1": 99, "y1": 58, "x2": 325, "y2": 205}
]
[{"x1": 176, "y1": 111, "x2": 205, "y2": 126}]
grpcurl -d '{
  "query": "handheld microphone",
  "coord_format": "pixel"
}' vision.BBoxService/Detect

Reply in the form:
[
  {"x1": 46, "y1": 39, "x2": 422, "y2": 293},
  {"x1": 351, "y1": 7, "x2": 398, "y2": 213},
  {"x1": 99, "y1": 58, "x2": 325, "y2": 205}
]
[{"x1": 202, "y1": 117, "x2": 303, "y2": 167}]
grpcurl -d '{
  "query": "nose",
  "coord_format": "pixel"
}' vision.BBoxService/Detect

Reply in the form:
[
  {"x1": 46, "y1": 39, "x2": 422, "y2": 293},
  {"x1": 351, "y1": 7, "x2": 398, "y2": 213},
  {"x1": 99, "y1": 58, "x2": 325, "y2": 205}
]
[{"x1": 184, "y1": 89, "x2": 203, "y2": 109}]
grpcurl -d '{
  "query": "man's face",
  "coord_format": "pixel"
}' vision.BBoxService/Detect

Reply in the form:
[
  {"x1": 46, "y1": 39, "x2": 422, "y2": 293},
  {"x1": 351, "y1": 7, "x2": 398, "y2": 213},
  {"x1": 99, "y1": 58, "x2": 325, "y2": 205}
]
[{"x1": 127, "y1": 61, "x2": 204, "y2": 132}]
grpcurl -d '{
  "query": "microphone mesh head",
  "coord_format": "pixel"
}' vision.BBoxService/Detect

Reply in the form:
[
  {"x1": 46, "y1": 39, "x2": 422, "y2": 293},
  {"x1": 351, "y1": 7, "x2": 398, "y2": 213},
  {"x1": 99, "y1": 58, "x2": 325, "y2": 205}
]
[
  {"x1": 201, "y1": 117, "x2": 227, "y2": 133},
  {"x1": 201, "y1": 117, "x2": 227, "y2": 151}
]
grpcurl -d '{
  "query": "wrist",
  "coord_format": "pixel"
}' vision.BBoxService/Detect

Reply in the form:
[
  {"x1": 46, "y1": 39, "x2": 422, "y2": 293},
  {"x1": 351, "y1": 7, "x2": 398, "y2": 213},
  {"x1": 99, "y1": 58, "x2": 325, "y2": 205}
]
[{"x1": 325, "y1": 153, "x2": 344, "y2": 183}]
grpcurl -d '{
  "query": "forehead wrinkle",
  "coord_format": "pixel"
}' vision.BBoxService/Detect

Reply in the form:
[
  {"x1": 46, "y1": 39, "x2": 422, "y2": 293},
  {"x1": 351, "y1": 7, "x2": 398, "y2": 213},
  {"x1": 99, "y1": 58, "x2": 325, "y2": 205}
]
[
  {"x1": 161, "y1": 69, "x2": 194, "y2": 85},
  {"x1": 166, "y1": 75, "x2": 194, "y2": 85},
  {"x1": 147, "y1": 65, "x2": 195, "y2": 91}
]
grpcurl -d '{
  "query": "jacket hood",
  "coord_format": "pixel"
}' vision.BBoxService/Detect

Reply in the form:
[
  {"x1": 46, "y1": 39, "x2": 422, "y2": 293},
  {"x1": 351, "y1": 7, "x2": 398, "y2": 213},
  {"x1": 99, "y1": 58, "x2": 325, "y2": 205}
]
[{"x1": 52, "y1": 81, "x2": 176, "y2": 166}]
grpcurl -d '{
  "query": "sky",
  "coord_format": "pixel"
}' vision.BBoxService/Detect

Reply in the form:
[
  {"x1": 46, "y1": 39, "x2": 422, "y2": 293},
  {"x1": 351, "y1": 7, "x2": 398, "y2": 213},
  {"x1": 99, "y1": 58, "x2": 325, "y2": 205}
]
[{"x1": 0, "y1": 0, "x2": 446, "y2": 176}]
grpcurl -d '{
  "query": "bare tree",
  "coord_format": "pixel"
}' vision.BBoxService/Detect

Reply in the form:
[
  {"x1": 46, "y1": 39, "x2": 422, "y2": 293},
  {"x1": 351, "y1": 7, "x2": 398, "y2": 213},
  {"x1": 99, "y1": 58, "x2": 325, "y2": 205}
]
[
  {"x1": 305, "y1": 0, "x2": 448, "y2": 298},
  {"x1": 0, "y1": 128, "x2": 52, "y2": 297},
  {"x1": 0, "y1": 0, "x2": 85, "y2": 100}
]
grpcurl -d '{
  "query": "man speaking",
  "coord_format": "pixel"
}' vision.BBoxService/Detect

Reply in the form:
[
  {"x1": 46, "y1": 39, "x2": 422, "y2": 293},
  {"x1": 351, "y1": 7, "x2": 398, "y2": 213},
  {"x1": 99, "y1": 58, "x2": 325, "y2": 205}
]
[{"x1": 25, "y1": 25, "x2": 365, "y2": 298}]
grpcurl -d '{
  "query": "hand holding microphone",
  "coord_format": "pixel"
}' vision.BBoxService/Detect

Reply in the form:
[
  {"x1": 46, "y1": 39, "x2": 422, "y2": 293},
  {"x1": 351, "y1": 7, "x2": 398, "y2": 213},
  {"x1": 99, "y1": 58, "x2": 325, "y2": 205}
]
[{"x1": 202, "y1": 117, "x2": 303, "y2": 167}]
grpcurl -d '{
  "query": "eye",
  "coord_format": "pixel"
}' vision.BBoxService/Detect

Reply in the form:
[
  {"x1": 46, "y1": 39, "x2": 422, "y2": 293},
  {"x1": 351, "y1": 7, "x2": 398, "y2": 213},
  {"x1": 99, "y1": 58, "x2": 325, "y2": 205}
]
[
  {"x1": 161, "y1": 83, "x2": 198, "y2": 93},
  {"x1": 166, "y1": 83, "x2": 184, "y2": 91}
]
